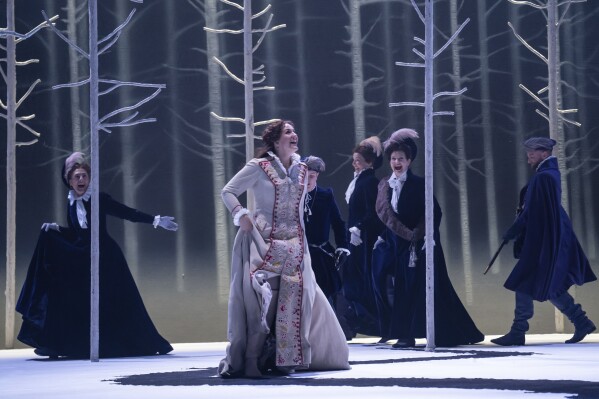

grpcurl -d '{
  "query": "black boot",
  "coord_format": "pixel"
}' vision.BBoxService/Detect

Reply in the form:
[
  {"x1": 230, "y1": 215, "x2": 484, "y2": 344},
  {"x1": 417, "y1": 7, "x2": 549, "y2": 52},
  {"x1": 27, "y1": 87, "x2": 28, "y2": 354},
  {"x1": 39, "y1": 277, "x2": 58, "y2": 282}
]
[
  {"x1": 490, "y1": 332, "x2": 525, "y2": 346},
  {"x1": 565, "y1": 320, "x2": 596, "y2": 344},
  {"x1": 392, "y1": 338, "x2": 416, "y2": 348}
]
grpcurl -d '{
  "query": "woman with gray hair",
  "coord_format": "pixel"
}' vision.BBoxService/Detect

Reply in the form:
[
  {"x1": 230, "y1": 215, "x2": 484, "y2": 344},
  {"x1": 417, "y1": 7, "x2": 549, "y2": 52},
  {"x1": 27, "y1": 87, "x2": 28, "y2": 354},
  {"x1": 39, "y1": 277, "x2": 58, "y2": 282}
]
[{"x1": 16, "y1": 152, "x2": 177, "y2": 358}]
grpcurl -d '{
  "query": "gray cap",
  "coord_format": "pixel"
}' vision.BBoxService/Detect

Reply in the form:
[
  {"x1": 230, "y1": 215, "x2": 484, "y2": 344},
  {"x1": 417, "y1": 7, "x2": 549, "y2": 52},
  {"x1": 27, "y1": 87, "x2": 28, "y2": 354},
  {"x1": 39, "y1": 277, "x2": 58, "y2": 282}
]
[
  {"x1": 303, "y1": 156, "x2": 326, "y2": 173},
  {"x1": 523, "y1": 137, "x2": 556, "y2": 151}
]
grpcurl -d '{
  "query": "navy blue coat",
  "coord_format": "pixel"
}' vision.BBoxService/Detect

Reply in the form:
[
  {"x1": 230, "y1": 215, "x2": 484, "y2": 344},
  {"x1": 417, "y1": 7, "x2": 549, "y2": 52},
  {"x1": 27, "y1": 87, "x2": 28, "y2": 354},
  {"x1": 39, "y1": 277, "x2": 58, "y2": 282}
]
[
  {"x1": 16, "y1": 192, "x2": 173, "y2": 358},
  {"x1": 304, "y1": 186, "x2": 348, "y2": 298},
  {"x1": 503, "y1": 157, "x2": 596, "y2": 301},
  {"x1": 372, "y1": 170, "x2": 484, "y2": 346}
]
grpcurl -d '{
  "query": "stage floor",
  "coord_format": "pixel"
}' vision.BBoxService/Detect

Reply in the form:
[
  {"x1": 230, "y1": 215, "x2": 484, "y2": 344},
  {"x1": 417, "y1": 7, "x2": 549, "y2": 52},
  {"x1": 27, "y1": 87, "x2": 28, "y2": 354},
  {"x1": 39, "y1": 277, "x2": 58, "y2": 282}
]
[{"x1": 1, "y1": 334, "x2": 598, "y2": 399}]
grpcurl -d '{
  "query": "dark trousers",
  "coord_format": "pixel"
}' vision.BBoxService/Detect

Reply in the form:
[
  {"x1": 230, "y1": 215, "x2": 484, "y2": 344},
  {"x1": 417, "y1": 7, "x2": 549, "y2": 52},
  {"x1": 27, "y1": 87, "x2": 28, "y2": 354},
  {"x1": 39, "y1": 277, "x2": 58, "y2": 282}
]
[{"x1": 510, "y1": 290, "x2": 590, "y2": 334}]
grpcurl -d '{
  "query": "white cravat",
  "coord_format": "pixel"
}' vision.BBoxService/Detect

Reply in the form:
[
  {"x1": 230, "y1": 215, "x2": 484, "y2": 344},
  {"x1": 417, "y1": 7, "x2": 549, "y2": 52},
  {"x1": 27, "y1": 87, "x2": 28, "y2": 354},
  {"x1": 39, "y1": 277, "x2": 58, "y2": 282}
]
[
  {"x1": 345, "y1": 170, "x2": 363, "y2": 204},
  {"x1": 68, "y1": 187, "x2": 92, "y2": 229},
  {"x1": 388, "y1": 172, "x2": 407, "y2": 213}
]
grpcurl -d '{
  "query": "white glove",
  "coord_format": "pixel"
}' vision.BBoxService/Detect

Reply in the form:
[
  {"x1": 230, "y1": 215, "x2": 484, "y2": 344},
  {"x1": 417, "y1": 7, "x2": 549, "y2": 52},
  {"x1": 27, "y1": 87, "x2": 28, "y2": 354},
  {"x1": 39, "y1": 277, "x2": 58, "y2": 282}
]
[
  {"x1": 41, "y1": 222, "x2": 60, "y2": 232},
  {"x1": 335, "y1": 248, "x2": 350, "y2": 256},
  {"x1": 373, "y1": 236, "x2": 385, "y2": 250},
  {"x1": 153, "y1": 215, "x2": 178, "y2": 231},
  {"x1": 349, "y1": 226, "x2": 362, "y2": 246}
]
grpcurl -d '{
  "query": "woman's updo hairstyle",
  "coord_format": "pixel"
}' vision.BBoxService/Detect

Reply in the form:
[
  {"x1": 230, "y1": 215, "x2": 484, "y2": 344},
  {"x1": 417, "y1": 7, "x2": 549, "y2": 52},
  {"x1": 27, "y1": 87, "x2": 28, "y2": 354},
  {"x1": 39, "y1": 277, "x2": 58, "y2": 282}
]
[
  {"x1": 257, "y1": 119, "x2": 294, "y2": 157},
  {"x1": 383, "y1": 128, "x2": 419, "y2": 161},
  {"x1": 62, "y1": 152, "x2": 91, "y2": 188},
  {"x1": 353, "y1": 136, "x2": 383, "y2": 170}
]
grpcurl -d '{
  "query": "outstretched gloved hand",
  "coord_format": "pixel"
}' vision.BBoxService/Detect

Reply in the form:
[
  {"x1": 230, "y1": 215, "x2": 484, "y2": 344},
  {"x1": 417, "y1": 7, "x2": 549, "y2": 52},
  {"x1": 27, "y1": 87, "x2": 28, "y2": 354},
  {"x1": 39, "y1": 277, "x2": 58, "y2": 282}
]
[
  {"x1": 41, "y1": 222, "x2": 60, "y2": 232},
  {"x1": 154, "y1": 215, "x2": 178, "y2": 231}
]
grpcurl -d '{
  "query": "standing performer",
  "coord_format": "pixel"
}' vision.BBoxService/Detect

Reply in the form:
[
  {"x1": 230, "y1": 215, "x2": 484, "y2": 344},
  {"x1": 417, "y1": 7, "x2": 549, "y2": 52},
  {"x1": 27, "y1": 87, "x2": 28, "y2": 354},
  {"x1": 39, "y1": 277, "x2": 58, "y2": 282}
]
[
  {"x1": 372, "y1": 129, "x2": 484, "y2": 347},
  {"x1": 218, "y1": 120, "x2": 350, "y2": 378},
  {"x1": 342, "y1": 136, "x2": 384, "y2": 338},
  {"x1": 492, "y1": 137, "x2": 596, "y2": 346},
  {"x1": 16, "y1": 152, "x2": 176, "y2": 358},
  {"x1": 303, "y1": 156, "x2": 350, "y2": 306}
]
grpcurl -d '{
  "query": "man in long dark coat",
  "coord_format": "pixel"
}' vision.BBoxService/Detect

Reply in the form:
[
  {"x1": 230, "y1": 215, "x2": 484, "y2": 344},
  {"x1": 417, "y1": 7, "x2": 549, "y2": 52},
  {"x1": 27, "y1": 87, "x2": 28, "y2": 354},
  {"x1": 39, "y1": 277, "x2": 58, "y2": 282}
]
[{"x1": 492, "y1": 137, "x2": 596, "y2": 346}]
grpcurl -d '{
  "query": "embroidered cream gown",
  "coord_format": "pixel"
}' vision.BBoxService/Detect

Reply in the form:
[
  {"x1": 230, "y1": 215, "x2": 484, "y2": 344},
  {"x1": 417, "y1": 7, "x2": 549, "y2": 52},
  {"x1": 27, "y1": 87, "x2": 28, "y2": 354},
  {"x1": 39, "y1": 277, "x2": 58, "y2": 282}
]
[{"x1": 219, "y1": 153, "x2": 350, "y2": 376}]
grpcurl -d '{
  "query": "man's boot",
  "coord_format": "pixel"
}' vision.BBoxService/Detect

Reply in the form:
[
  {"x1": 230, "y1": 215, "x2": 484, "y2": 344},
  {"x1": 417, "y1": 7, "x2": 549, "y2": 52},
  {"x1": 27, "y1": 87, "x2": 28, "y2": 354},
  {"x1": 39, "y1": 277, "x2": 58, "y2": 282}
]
[
  {"x1": 490, "y1": 331, "x2": 525, "y2": 346},
  {"x1": 565, "y1": 320, "x2": 596, "y2": 344},
  {"x1": 550, "y1": 291, "x2": 596, "y2": 344}
]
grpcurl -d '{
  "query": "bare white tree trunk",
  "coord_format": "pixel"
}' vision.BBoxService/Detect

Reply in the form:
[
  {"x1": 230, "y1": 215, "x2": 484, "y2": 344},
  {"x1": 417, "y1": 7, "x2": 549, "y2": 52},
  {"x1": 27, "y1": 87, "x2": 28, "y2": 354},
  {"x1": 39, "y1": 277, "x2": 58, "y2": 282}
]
[
  {"x1": 575, "y1": 14, "x2": 596, "y2": 259},
  {"x1": 205, "y1": 0, "x2": 231, "y2": 303},
  {"x1": 508, "y1": 6, "x2": 528, "y2": 190},
  {"x1": 423, "y1": 0, "x2": 435, "y2": 353},
  {"x1": 67, "y1": 0, "x2": 83, "y2": 151},
  {"x1": 4, "y1": 0, "x2": 17, "y2": 349},
  {"x1": 349, "y1": 0, "x2": 366, "y2": 142},
  {"x1": 165, "y1": 1, "x2": 188, "y2": 292},
  {"x1": 88, "y1": 0, "x2": 100, "y2": 362},
  {"x1": 116, "y1": 0, "x2": 140, "y2": 280},
  {"x1": 46, "y1": 0, "x2": 65, "y2": 223},
  {"x1": 449, "y1": 0, "x2": 473, "y2": 304},
  {"x1": 547, "y1": 0, "x2": 566, "y2": 333},
  {"x1": 477, "y1": 1, "x2": 500, "y2": 263},
  {"x1": 293, "y1": 0, "x2": 310, "y2": 150}
]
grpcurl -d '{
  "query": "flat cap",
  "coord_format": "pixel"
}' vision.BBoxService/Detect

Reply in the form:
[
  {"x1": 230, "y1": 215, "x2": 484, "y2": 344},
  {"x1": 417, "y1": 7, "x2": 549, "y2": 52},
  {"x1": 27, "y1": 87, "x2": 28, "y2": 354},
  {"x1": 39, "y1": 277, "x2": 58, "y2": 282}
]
[
  {"x1": 303, "y1": 156, "x2": 326, "y2": 173},
  {"x1": 523, "y1": 137, "x2": 556, "y2": 151}
]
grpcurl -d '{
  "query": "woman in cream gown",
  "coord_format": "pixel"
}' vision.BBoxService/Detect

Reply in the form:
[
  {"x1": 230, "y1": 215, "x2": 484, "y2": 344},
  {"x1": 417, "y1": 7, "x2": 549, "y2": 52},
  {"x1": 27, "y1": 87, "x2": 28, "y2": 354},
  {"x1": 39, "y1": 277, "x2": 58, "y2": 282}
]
[{"x1": 218, "y1": 120, "x2": 350, "y2": 378}]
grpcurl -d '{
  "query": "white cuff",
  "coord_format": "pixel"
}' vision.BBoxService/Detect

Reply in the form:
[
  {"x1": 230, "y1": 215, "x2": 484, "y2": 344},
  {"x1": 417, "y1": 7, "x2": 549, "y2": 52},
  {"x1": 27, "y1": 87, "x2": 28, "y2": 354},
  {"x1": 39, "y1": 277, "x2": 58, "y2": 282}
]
[
  {"x1": 335, "y1": 248, "x2": 350, "y2": 255},
  {"x1": 153, "y1": 215, "x2": 160, "y2": 229},
  {"x1": 349, "y1": 226, "x2": 360, "y2": 235},
  {"x1": 233, "y1": 208, "x2": 250, "y2": 226}
]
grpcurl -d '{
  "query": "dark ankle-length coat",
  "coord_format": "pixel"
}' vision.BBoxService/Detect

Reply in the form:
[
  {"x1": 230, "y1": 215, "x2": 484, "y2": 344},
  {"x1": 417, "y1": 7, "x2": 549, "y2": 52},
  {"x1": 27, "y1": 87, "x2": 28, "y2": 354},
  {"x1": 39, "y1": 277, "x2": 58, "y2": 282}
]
[
  {"x1": 16, "y1": 192, "x2": 173, "y2": 358},
  {"x1": 372, "y1": 170, "x2": 484, "y2": 346}
]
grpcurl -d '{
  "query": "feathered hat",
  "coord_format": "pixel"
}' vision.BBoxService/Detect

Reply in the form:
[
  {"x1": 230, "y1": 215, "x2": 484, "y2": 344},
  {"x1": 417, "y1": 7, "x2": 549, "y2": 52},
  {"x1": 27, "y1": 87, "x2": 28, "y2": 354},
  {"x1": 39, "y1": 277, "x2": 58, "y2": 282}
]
[
  {"x1": 357, "y1": 136, "x2": 383, "y2": 169},
  {"x1": 383, "y1": 128, "x2": 419, "y2": 160}
]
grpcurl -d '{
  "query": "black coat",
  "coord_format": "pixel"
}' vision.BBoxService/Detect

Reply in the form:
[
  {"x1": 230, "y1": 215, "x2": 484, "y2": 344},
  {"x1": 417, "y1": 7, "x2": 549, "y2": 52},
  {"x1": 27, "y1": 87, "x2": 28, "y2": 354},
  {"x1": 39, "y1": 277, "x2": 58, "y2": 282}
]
[
  {"x1": 503, "y1": 157, "x2": 596, "y2": 301},
  {"x1": 16, "y1": 192, "x2": 173, "y2": 358},
  {"x1": 304, "y1": 186, "x2": 347, "y2": 298},
  {"x1": 372, "y1": 171, "x2": 484, "y2": 346},
  {"x1": 343, "y1": 168, "x2": 383, "y2": 336}
]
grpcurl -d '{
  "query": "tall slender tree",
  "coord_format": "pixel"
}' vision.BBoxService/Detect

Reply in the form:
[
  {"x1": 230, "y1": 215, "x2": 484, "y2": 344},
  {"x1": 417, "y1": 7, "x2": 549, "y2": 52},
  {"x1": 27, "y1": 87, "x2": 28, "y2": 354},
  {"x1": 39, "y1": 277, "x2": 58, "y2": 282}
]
[
  {"x1": 1, "y1": 2, "x2": 57, "y2": 349},
  {"x1": 508, "y1": 0, "x2": 586, "y2": 333},
  {"x1": 42, "y1": 0, "x2": 165, "y2": 361},
  {"x1": 390, "y1": 0, "x2": 469, "y2": 351},
  {"x1": 508, "y1": 0, "x2": 584, "y2": 211},
  {"x1": 66, "y1": 0, "x2": 87, "y2": 152},
  {"x1": 204, "y1": 0, "x2": 284, "y2": 209},
  {"x1": 477, "y1": 0, "x2": 500, "y2": 264}
]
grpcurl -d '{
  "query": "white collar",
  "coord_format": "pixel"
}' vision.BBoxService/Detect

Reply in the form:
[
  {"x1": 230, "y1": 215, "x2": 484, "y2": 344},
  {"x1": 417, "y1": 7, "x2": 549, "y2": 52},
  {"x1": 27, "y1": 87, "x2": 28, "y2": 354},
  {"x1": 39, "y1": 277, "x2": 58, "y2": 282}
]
[
  {"x1": 345, "y1": 169, "x2": 364, "y2": 204},
  {"x1": 68, "y1": 186, "x2": 92, "y2": 205},
  {"x1": 267, "y1": 151, "x2": 300, "y2": 173}
]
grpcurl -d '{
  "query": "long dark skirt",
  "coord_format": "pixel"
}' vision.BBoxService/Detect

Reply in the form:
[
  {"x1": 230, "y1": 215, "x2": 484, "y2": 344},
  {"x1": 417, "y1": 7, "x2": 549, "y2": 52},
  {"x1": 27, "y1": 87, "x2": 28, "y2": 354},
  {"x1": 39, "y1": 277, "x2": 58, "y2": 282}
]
[
  {"x1": 16, "y1": 229, "x2": 173, "y2": 358},
  {"x1": 372, "y1": 230, "x2": 484, "y2": 346}
]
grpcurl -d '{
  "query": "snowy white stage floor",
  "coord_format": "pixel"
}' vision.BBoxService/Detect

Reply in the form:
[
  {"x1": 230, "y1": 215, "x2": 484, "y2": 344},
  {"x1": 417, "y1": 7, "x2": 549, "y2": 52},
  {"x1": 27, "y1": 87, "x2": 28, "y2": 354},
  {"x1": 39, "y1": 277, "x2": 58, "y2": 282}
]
[{"x1": 2, "y1": 334, "x2": 598, "y2": 399}]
